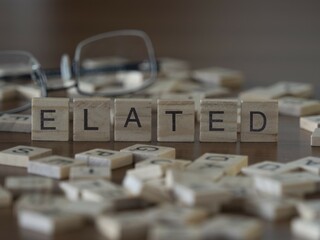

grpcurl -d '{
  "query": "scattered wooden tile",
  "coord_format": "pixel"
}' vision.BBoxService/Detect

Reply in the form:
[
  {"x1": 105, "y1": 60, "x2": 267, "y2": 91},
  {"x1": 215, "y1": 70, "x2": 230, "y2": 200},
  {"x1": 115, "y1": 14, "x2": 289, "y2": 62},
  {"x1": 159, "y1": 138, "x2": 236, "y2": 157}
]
[
  {"x1": 253, "y1": 172, "x2": 320, "y2": 197},
  {"x1": 148, "y1": 204, "x2": 208, "y2": 225},
  {"x1": 192, "y1": 67, "x2": 244, "y2": 88},
  {"x1": 171, "y1": 177, "x2": 232, "y2": 207},
  {"x1": 73, "y1": 98, "x2": 111, "y2": 141},
  {"x1": 158, "y1": 58, "x2": 190, "y2": 78},
  {"x1": 96, "y1": 211, "x2": 150, "y2": 240},
  {"x1": 239, "y1": 87, "x2": 278, "y2": 100},
  {"x1": 59, "y1": 179, "x2": 118, "y2": 201},
  {"x1": 32, "y1": 97, "x2": 69, "y2": 141},
  {"x1": 120, "y1": 144, "x2": 175, "y2": 163},
  {"x1": 123, "y1": 165, "x2": 164, "y2": 195},
  {"x1": 139, "y1": 178, "x2": 173, "y2": 203},
  {"x1": 0, "y1": 114, "x2": 31, "y2": 133},
  {"x1": 240, "y1": 100, "x2": 278, "y2": 142},
  {"x1": 17, "y1": 208, "x2": 84, "y2": 235},
  {"x1": 200, "y1": 99, "x2": 238, "y2": 142},
  {"x1": 244, "y1": 192, "x2": 298, "y2": 220},
  {"x1": 292, "y1": 218, "x2": 320, "y2": 240},
  {"x1": 297, "y1": 200, "x2": 320, "y2": 220},
  {"x1": 278, "y1": 97, "x2": 320, "y2": 116},
  {"x1": 269, "y1": 81, "x2": 313, "y2": 98},
  {"x1": 148, "y1": 224, "x2": 201, "y2": 240},
  {"x1": 0, "y1": 187, "x2": 12, "y2": 207},
  {"x1": 242, "y1": 161, "x2": 296, "y2": 176},
  {"x1": 194, "y1": 153, "x2": 248, "y2": 176},
  {"x1": 15, "y1": 194, "x2": 67, "y2": 212},
  {"x1": 157, "y1": 99, "x2": 195, "y2": 142},
  {"x1": 202, "y1": 215, "x2": 262, "y2": 240},
  {"x1": 16, "y1": 84, "x2": 41, "y2": 98},
  {"x1": 135, "y1": 158, "x2": 191, "y2": 171},
  {"x1": 287, "y1": 156, "x2": 320, "y2": 174},
  {"x1": 61, "y1": 200, "x2": 112, "y2": 218},
  {"x1": 5, "y1": 176, "x2": 54, "y2": 192},
  {"x1": 300, "y1": 115, "x2": 320, "y2": 132},
  {"x1": 217, "y1": 176, "x2": 253, "y2": 199},
  {"x1": 69, "y1": 166, "x2": 111, "y2": 180},
  {"x1": 28, "y1": 155, "x2": 86, "y2": 179},
  {"x1": 75, "y1": 148, "x2": 133, "y2": 169},
  {"x1": 186, "y1": 162, "x2": 225, "y2": 182},
  {"x1": 0, "y1": 145, "x2": 52, "y2": 167},
  {"x1": 311, "y1": 128, "x2": 320, "y2": 146},
  {"x1": 114, "y1": 99, "x2": 152, "y2": 141}
]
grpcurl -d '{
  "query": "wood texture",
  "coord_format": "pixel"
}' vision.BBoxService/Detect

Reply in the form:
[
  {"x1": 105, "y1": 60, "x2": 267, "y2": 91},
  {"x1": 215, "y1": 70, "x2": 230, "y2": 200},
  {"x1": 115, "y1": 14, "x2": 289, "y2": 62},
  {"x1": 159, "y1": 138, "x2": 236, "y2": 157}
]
[
  {"x1": 311, "y1": 128, "x2": 320, "y2": 146},
  {"x1": 0, "y1": 145, "x2": 52, "y2": 167},
  {"x1": 73, "y1": 98, "x2": 111, "y2": 141},
  {"x1": 157, "y1": 99, "x2": 195, "y2": 142},
  {"x1": 32, "y1": 98, "x2": 70, "y2": 141},
  {"x1": 114, "y1": 99, "x2": 152, "y2": 142},
  {"x1": 240, "y1": 100, "x2": 278, "y2": 142},
  {"x1": 200, "y1": 99, "x2": 238, "y2": 142}
]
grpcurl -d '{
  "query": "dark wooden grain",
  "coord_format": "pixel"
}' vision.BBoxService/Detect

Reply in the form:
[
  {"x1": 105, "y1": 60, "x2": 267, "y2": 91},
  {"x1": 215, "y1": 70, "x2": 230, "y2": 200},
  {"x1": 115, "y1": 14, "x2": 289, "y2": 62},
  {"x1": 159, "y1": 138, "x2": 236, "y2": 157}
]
[{"x1": 1, "y1": 1, "x2": 320, "y2": 239}]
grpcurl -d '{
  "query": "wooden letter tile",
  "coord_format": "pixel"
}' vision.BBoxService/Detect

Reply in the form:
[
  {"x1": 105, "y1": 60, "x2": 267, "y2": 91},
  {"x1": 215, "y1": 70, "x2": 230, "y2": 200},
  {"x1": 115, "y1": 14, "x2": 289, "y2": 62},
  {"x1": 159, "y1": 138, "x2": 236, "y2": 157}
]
[
  {"x1": 0, "y1": 114, "x2": 31, "y2": 133},
  {"x1": 73, "y1": 98, "x2": 111, "y2": 141},
  {"x1": 287, "y1": 156, "x2": 320, "y2": 174},
  {"x1": 194, "y1": 153, "x2": 248, "y2": 176},
  {"x1": 5, "y1": 176, "x2": 54, "y2": 192},
  {"x1": 135, "y1": 158, "x2": 191, "y2": 171},
  {"x1": 28, "y1": 155, "x2": 86, "y2": 179},
  {"x1": 240, "y1": 100, "x2": 278, "y2": 142},
  {"x1": 17, "y1": 208, "x2": 85, "y2": 235},
  {"x1": 241, "y1": 161, "x2": 295, "y2": 176},
  {"x1": 157, "y1": 99, "x2": 195, "y2": 142},
  {"x1": 278, "y1": 97, "x2": 320, "y2": 116},
  {"x1": 0, "y1": 145, "x2": 52, "y2": 167},
  {"x1": 69, "y1": 166, "x2": 111, "y2": 180},
  {"x1": 200, "y1": 99, "x2": 238, "y2": 142},
  {"x1": 32, "y1": 97, "x2": 69, "y2": 141},
  {"x1": 120, "y1": 144, "x2": 176, "y2": 163},
  {"x1": 311, "y1": 128, "x2": 320, "y2": 146},
  {"x1": 300, "y1": 115, "x2": 320, "y2": 132},
  {"x1": 75, "y1": 149, "x2": 133, "y2": 169},
  {"x1": 114, "y1": 99, "x2": 152, "y2": 141}
]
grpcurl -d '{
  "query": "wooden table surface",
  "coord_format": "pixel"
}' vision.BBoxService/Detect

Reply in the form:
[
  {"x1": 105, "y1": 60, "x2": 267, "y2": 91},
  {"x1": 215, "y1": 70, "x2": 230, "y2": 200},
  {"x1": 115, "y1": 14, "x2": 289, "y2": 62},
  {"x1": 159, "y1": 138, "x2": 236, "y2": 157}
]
[{"x1": 1, "y1": 1, "x2": 320, "y2": 239}]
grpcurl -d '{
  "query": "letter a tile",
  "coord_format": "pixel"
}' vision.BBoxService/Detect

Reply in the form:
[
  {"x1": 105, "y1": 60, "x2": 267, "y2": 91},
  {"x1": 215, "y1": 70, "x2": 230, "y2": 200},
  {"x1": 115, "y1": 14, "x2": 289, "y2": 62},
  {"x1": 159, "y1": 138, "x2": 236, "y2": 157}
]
[{"x1": 114, "y1": 99, "x2": 152, "y2": 141}]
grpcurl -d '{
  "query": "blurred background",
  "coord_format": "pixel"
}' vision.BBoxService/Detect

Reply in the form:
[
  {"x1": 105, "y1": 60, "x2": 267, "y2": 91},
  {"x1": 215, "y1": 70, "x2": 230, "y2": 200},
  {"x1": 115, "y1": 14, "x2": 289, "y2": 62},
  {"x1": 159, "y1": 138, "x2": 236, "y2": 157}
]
[{"x1": 0, "y1": 0, "x2": 320, "y2": 86}]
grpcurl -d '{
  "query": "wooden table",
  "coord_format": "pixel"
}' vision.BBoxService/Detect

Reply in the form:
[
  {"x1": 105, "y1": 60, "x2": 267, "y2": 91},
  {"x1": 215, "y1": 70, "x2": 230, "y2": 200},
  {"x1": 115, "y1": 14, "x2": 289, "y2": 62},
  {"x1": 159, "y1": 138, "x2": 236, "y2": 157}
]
[{"x1": 1, "y1": 1, "x2": 320, "y2": 239}]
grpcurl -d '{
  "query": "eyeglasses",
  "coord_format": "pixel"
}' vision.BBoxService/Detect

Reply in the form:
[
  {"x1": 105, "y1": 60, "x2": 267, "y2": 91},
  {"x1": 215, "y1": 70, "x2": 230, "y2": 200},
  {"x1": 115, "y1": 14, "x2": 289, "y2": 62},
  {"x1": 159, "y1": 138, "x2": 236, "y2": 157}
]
[{"x1": 0, "y1": 29, "x2": 157, "y2": 114}]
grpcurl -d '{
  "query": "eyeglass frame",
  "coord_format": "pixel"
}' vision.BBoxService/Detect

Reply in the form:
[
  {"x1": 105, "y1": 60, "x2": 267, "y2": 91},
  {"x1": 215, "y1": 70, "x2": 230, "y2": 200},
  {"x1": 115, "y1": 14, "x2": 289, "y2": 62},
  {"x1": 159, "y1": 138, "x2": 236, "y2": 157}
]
[{"x1": 0, "y1": 30, "x2": 157, "y2": 114}]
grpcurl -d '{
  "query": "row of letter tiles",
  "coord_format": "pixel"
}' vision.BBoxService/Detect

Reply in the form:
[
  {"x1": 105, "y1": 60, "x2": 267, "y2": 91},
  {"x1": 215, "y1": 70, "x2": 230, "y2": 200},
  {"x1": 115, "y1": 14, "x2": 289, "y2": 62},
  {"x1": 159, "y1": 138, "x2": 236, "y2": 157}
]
[{"x1": 31, "y1": 97, "x2": 278, "y2": 142}]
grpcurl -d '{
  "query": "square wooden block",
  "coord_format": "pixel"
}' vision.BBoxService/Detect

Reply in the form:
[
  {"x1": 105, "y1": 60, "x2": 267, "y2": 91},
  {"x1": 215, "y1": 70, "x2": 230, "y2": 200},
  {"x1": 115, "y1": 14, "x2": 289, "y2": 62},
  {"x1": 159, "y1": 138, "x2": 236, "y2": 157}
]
[
  {"x1": 5, "y1": 176, "x2": 54, "y2": 192},
  {"x1": 0, "y1": 145, "x2": 52, "y2": 167},
  {"x1": 75, "y1": 149, "x2": 133, "y2": 169},
  {"x1": 300, "y1": 115, "x2": 320, "y2": 132},
  {"x1": 157, "y1": 99, "x2": 195, "y2": 142},
  {"x1": 69, "y1": 166, "x2": 111, "y2": 180},
  {"x1": 241, "y1": 161, "x2": 295, "y2": 177},
  {"x1": 0, "y1": 114, "x2": 31, "y2": 133},
  {"x1": 278, "y1": 97, "x2": 320, "y2": 116},
  {"x1": 28, "y1": 155, "x2": 86, "y2": 179},
  {"x1": 120, "y1": 144, "x2": 176, "y2": 163},
  {"x1": 311, "y1": 128, "x2": 320, "y2": 146},
  {"x1": 32, "y1": 98, "x2": 69, "y2": 141},
  {"x1": 73, "y1": 98, "x2": 111, "y2": 141},
  {"x1": 241, "y1": 100, "x2": 278, "y2": 142},
  {"x1": 17, "y1": 208, "x2": 85, "y2": 235},
  {"x1": 114, "y1": 99, "x2": 152, "y2": 141},
  {"x1": 195, "y1": 153, "x2": 248, "y2": 176},
  {"x1": 200, "y1": 99, "x2": 238, "y2": 142}
]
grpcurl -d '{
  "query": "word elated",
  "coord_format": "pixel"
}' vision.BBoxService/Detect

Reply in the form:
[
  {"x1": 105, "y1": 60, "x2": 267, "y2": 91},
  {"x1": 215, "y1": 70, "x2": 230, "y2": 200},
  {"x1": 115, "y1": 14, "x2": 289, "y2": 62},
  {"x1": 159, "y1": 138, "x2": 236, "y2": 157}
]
[{"x1": 31, "y1": 97, "x2": 278, "y2": 142}]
